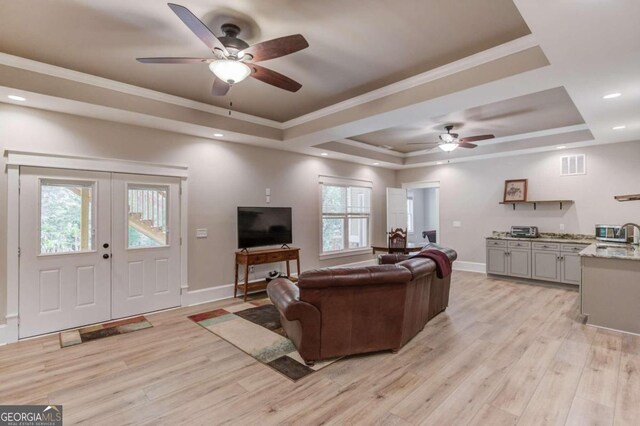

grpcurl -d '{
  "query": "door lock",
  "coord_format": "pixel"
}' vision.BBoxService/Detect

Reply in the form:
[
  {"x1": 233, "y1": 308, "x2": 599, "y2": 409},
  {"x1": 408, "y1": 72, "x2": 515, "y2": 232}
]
[
  {"x1": 103, "y1": 254, "x2": 110, "y2": 259},
  {"x1": 103, "y1": 243, "x2": 109, "y2": 249}
]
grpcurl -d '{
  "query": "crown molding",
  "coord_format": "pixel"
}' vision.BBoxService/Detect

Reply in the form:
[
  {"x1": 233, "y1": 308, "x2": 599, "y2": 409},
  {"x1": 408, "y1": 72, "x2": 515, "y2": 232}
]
[
  {"x1": 281, "y1": 35, "x2": 539, "y2": 129},
  {"x1": 0, "y1": 52, "x2": 282, "y2": 129}
]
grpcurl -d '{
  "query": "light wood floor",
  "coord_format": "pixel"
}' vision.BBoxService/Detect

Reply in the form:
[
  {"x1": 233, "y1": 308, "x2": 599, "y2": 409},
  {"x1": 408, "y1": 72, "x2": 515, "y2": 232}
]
[{"x1": 1, "y1": 271, "x2": 639, "y2": 425}]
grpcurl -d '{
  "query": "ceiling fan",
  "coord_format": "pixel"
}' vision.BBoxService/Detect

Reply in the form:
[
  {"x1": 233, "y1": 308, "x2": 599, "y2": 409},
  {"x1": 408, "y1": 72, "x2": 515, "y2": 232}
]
[
  {"x1": 408, "y1": 125, "x2": 495, "y2": 152},
  {"x1": 137, "y1": 3, "x2": 309, "y2": 96}
]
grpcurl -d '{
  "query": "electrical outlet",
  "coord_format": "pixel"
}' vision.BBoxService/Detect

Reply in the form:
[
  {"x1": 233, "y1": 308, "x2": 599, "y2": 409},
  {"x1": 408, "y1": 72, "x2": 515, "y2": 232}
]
[
  {"x1": 453, "y1": 221, "x2": 461, "y2": 228},
  {"x1": 249, "y1": 266, "x2": 255, "y2": 273},
  {"x1": 559, "y1": 224, "x2": 565, "y2": 231}
]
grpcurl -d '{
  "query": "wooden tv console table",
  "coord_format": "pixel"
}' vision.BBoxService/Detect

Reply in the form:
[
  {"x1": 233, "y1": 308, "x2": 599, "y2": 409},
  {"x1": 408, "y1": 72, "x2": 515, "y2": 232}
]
[{"x1": 234, "y1": 247, "x2": 301, "y2": 301}]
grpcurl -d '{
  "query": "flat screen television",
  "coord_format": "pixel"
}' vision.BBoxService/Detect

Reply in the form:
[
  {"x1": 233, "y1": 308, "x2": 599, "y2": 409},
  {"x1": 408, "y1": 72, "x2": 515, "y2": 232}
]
[{"x1": 237, "y1": 207, "x2": 292, "y2": 249}]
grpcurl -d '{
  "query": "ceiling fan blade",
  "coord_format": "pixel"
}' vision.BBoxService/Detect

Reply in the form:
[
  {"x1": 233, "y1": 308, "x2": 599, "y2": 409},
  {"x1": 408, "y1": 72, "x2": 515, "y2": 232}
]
[
  {"x1": 407, "y1": 142, "x2": 439, "y2": 145},
  {"x1": 249, "y1": 63, "x2": 302, "y2": 92},
  {"x1": 168, "y1": 3, "x2": 228, "y2": 55},
  {"x1": 459, "y1": 134, "x2": 495, "y2": 143},
  {"x1": 137, "y1": 57, "x2": 212, "y2": 64},
  {"x1": 458, "y1": 142, "x2": 477, "y2": 149},
  {"x1": 241, "y1": 34, "x2": 309, "y2": 62},
  {"x1": 211, "y1": 78, "x2": 231, "y2": 96}
]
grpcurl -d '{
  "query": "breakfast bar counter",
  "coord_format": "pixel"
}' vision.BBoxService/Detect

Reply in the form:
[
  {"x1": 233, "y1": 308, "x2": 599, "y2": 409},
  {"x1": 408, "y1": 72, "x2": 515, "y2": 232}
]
[{"x1": 580, "y1": 243, "x2": 640, "y2": 335}]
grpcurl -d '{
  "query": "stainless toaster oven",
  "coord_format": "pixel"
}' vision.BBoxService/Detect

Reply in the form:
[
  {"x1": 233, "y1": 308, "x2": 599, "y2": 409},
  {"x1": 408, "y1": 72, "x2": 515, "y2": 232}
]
[{"x1": 510, "y1": 226, "x2": 539, "y2": 238}]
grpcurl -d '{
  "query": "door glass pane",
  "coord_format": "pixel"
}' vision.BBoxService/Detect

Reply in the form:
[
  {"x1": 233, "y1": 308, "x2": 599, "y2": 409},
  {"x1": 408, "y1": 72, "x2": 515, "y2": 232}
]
[
  {"x1": 322, "y1": 217, "x2": 344, "y2": 252},
  {"x1": 128, "y1": 186, "x2": 168, "y2": 248},
  {"x1": 40, "y1": 181, "x2": 94, "y2": 254},
  {"x1": 348, "y1": 217, "x2": 369, "y2": 249}
]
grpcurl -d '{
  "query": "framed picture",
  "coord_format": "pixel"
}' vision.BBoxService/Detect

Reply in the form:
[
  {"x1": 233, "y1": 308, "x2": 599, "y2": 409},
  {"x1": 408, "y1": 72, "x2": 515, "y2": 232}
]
[{"x1": 503, "y1": 179, "x2": 528, "y2": 202}]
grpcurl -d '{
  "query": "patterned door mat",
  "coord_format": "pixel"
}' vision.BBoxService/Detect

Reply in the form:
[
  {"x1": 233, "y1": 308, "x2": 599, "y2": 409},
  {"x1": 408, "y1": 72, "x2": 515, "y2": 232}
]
[
  {"x1": 59, "y1": 316, "x2": 153, "y2": 348},
  {"x1": 189, "y1": 300, "x2": 340, "y2": 381}
]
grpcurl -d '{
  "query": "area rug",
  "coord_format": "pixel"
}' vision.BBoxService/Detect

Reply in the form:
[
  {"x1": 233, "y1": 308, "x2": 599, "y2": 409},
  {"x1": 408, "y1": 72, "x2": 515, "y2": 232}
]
[
  {"x1": 188, "y1": 300, "x2": 340, "y2": 381},
  {"x1": 59, "y1": 316, "x2": 153, "y2": 348}
]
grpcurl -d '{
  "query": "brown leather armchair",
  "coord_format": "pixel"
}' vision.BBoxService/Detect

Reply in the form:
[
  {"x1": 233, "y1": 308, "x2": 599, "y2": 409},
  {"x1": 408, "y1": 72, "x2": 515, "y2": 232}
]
[{"x1": 267, "y1": 258, "x2": 444, "y2": 364}]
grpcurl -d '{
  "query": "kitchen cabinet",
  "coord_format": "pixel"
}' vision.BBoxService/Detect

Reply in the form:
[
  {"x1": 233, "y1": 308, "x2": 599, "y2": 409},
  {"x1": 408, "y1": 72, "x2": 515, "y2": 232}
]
[
  {"x1": 486, "y1": 240, "x2": 531, "y2": 278},
  {"x1": 487, "y1": 239, "x2": 588, "y2": 286}
]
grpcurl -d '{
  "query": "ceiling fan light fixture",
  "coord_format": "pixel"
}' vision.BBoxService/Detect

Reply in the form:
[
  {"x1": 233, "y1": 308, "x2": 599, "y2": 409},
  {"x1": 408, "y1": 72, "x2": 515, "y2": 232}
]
[
  {"x1": 209, "y1": 60, "x2": 251, "y2": 85},
  {"x1": 440, "y1": 133, "x2": 456, "y2": 143},
  {"x1": 439, "y1": 142, "x2": 458, "y2": 152}
]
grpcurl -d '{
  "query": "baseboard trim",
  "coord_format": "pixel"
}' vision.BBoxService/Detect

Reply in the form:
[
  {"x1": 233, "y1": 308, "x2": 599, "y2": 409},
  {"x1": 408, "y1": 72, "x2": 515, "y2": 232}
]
[
  {"x1": 0, "y1": 324, "x2": 7, "y2": 346},
  {"x1": 183, "y1": 284, "x2": 235, "y2": 307},
  {"x1": 453, "y1": 261, "x2": 487, "y2": 274}
]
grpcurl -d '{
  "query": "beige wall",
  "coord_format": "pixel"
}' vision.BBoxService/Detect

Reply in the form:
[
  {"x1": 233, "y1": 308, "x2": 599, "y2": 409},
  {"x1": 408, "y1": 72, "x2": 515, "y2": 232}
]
[
  {"x1": 0, "y1": 104, "x2": 396, "y2": 322},
  {"x1": 397, "y1": 142, "x2": 640, "y2": 264}
]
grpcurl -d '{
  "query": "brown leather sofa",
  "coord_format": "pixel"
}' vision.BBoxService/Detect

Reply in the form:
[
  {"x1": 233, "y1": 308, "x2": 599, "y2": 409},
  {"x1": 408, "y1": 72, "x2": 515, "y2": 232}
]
[{"x1": 267, "y1": 245, "x2": 456, "y2": 364}]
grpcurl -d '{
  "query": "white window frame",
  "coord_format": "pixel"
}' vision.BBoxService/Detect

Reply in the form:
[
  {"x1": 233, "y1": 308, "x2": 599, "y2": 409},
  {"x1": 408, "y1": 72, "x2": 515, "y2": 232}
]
[{"x1": 318, "y1": 176, "x2": 372, "y2": 259}]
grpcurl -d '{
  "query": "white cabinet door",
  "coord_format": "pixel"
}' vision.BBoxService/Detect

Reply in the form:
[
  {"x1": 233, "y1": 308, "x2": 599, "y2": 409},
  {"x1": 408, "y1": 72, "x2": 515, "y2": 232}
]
[
  {"x1": 487, "y1": 247, "x2": 508, "y2": 275},
  {"x1": 111, "y1": 174, "x2": 181, "y2": 318},
  {"x1": 19, "y1": 167, "x2": 112, "y2": 338},
  {"x1": 561, "y1": 253, "x2": 582, "y2": 285},
  {"x1": 386, "y1": 188, "x2": 408, "y2": 231},
  {"x1": 508, "y1": 248, "x2": 532, "y2": 279},
  {"x1": 532, "y1": 250, "x2": 561, "y2": 282}
]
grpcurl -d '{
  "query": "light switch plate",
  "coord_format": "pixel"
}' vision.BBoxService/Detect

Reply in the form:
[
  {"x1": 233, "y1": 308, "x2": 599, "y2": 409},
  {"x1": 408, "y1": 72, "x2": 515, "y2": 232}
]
[
  {"x1": 266, "y1": 195, "x2": 271, "y2": 203},
  {"x1": 196, "y1": 228, "x2": 208, "y2": 238},
  {"x1": 265, "y1": 188, "x2": 271, "y2": 196},
  {"x1": 453, "y1": 221, "x2": 461, "y2": 228}
]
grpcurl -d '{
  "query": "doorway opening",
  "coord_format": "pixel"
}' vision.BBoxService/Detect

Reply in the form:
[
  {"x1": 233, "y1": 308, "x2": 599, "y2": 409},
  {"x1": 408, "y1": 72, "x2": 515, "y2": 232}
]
[{"x1": 403, "y1": 182, "x2": 440, "y2": 245}]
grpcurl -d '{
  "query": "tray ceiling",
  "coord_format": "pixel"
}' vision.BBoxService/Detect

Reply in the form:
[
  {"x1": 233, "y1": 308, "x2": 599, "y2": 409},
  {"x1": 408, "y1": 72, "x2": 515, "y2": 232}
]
[
  {"x1": 349, "y1": 87, "x2": 585, "y2": 153},
  {"x1": 0, "y1": 0, "x2": 530, "y2": 122}
]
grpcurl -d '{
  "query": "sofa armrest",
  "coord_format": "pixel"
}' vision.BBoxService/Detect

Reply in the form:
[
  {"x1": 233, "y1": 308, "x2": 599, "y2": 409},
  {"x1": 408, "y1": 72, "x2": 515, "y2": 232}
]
[
  {"x1": 267, "y1": 278, "x2": 322, "y2": 361},
  {"x1": 378, "y1": 254, "x2": 411, "y2": 265}
]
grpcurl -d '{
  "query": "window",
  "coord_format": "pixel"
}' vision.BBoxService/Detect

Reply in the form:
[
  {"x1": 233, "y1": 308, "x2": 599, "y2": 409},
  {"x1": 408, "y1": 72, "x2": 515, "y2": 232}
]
[
  {"x1": 128, "y1": 185, "x2": 169, "y2": 248},
  {"x1": 40, "y1": 180, "x2": 94, "y2": 254},
  {"x1": 320, "y1": 178, "x2": 372, "y2": 255},
  {"x1": 407, "y1": 197, "x2": 414, "y2": 233}
]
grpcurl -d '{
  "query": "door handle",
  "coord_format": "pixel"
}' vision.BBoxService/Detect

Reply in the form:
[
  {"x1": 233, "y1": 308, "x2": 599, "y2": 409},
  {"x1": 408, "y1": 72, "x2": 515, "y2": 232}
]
[{"x1": 103, "y1": 254, "x2": 110, "y2": 259}]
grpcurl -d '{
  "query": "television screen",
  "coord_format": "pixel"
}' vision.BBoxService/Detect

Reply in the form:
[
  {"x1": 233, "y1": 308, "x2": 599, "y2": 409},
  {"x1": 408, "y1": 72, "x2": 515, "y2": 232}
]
[{"x1": 237, "y1": 207, "x2": 292, "y2": 249}]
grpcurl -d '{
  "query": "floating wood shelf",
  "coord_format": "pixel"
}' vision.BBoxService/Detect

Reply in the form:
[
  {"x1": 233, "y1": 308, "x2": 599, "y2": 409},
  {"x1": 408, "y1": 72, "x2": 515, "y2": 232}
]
[
  {"x1": 499, "y1": 200, "x2": 574, "y2": 210},
  {"x1": 614, "y1": 194, "x2": 640, "y2": 202}
]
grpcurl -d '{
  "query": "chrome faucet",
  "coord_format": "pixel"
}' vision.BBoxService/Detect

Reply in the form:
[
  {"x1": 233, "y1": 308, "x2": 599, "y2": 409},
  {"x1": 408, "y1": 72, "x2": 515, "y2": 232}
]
[{"x1": 616, "y1": 223, "x2": 640, "y2": 246}]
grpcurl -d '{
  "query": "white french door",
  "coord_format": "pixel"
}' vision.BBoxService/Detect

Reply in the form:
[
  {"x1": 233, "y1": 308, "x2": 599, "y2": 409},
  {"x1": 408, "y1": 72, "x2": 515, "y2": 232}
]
[
  {"x1": 19, "y1": 167, "x2": 181, "y2": 338},
  {"x1": 386, "y1": 187, "x2": 408, "y2": 231},
  {"x1": 111, "y1": 174, "x2": 181, "y2": 318},
  {"x1": 19, "y1": 168, "x2": 112, "y2": 338}
]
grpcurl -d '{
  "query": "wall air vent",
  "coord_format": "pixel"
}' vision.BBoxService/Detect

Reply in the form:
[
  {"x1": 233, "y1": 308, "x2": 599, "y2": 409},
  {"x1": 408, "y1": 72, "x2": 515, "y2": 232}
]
[{"x1": 561, "y1": 154, "x2": 586, "y2": 176}]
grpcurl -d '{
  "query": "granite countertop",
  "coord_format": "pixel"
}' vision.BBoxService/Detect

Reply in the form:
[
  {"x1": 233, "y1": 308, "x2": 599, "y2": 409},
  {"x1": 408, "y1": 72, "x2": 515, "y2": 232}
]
[
  {"x1": 487, "y1": 231, "x2": 597, "y2": 245},
  {"x1": 579, "y1": 243, "x2": 640, "y2": 261}
]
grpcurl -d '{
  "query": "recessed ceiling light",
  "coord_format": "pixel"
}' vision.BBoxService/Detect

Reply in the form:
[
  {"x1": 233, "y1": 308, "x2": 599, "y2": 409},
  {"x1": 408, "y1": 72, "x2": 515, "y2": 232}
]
[
  {"x1": 372, "y1": 162, "x2": 380, "y2": 166},
  {"x1": 213, "y1": 133, "x2": 223, "y2": 137},
  {"x1": 603, "y1": 93, "x2": 621, "y2": 99},
  {"x1": 613, "y1": 125, "x2": 626, "y2": 130},
  {"x1": 436, "y1": 161, "x2": 444, "y2": 165},
  {"x1": 320, "y1": 153, "x2": 328, "y2": 156},
  {"x1": 7, "y1": 95, "x2": 26, "y2": 101},
  {"x1": 556, "y1": 146, "x2": 567, "y2": 149}
]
